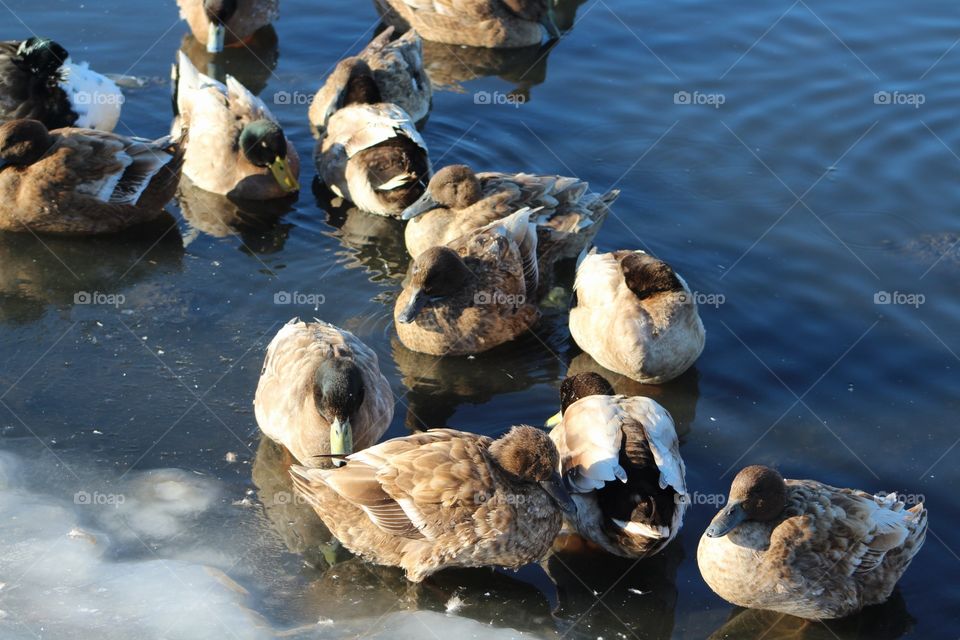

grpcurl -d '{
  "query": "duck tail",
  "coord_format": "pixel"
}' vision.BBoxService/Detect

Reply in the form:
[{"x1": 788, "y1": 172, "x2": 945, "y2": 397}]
[{"x1": 500, "y1": 207, "x2": 540, "y2": 299}]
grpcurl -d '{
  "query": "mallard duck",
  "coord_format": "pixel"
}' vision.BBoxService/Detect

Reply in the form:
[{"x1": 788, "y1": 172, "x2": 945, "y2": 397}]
[
  {"x1": 403, "y1": 164, "x2": 617, "y2": 266},
  {"x1": 289, "y1": 425, "x2": 575, "y2": 582},
  {"x1": 0, "y1": 38, "x2": 122, "y2": 131},
  {"x1": 374, "y1": 0, "x2": 560, "y2": 49},
  {"x1": 545, "y1": 373, "x2": 687, "y2": 558},
  {"x1": 394, "y1": 208, "x2": 540, "y2": 356},
  {"x1": 698, "y1": 465, "x2": 928, "y2": 620},
  {"x1": 172, "y1": 52, "x2": 299, "y2": 200},
  {"x1": 309, "y1": 27, "x2": 431, "y2": 137},
  {"x1": 254, "y1": 319, "x2": 394, "y2": 466},
  {"x1": 177, "y1": 0, "x2": 279, "y2": 53},
  {"x1": 570, "y1": 249, "x2": 705, "y2": 384},
  {"x1": 314, "y1": 79, "x2": 429, "y2": 217},
  {"x1": 0, "y1": 119, "x2": 182, "y2": 235}
]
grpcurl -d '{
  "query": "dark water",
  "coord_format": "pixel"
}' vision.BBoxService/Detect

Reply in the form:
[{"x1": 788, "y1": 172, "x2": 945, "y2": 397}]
[{"x1": 1, "y1": 0, "x2": 959, "y2": 638}]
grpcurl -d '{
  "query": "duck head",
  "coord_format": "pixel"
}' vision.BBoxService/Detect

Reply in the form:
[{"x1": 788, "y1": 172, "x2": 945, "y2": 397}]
[
  {"x1": 401, "y1": 164, "x2": 482, "y2": 219},
  {"x1": 489, "y1": 425, "x2": 575, "y2": 515},
  {"x1": 313, "y1": 359, "x2": 365, "y2": 463},
  {"x1": 396, "y1": 246, "x2": 475, "y2": 324},
  {"x1": 545, "y1": 372, "x2": 615, "y2": 427},
  {"x1": 203, "y1": 0, "x2": 239, "y2": 52},
  {"x1": 706, "y1": 465, "x2": 787, "y2": 538},
  {"x1": 16, "y1": 37, "x2": 68, "y2": 77},
  {"x1": 339, "y1": 59, "x2": 382, "y2": 107},
  {"x1": 0, "y1": 119, "x2": 53, "y2": 171},
  {"x1": 239, "y1": 119, "x2": 299, "y2": 193},
  {"x1": 502, "y1": 0, "x2": 561, "y2": 39},
  {"x1": 616, "y1": 251, "x2": 685, "y2": 300}
]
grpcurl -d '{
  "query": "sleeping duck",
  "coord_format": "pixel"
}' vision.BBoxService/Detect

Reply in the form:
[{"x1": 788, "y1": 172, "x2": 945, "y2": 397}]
[
  {"x1": 698, "y1": 465, "x2": 928, "y2": 619},
  {"x1": 309, "y1": 27, "x2": 431, "y2": 137},
  {"x1": 0, "y1": 38, "x2": 122, "y2": 131},
  {"x1": 177, "y1": 0, "x2": 279, "y2": 53},
  {"x1": 374, "y1": 0, "x2": 561, "y2": 48},
  {"x1": 254, "y1": 319, "x2": 394, "y2": 467},
  {"x1": 394, "y1": 208, "x2": 540, "y2": 356},
  {"x1": 172, "y1": 52, "x2": 299, "y2": 200},
  {"x1": 0, "y1": 119, "x2": 182, "y2": 235},
  {"x1": 314, "y1": 66, "x2": 430, "y2": 217},
  {"x1": 570, "y1": 249, "x2": 705, "y2": 384},
  {"x1": 403, "y1": 164, "x2": 618, "y2": 267},
  {"x1": 546, "y1": 372, "x2": 687, "y2": 558},
  {"x1": 289, "y1": 425, "x2": 575, "y2": 582}
]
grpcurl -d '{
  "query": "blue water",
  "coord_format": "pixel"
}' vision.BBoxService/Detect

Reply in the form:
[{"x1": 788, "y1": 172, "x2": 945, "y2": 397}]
[{"x1": 1, "y1": 0, "x2": 958, "y2": 638}]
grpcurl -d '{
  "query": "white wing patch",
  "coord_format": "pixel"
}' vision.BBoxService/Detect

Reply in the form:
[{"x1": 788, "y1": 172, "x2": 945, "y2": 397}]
[{"x1": 60, "y1": 59, "x2": 123, "y2": 131}]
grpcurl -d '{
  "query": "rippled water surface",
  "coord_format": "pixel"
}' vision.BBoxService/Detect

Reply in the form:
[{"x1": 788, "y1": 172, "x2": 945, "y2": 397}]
[{"x1": 1, "y1": 1, "x2": 959, "y2": 638}]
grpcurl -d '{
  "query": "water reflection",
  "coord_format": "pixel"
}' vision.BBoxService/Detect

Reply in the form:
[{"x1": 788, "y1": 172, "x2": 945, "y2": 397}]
[
  {"x1": 178, "y1": 176, "x2": 294, "y2": 254},
  {"x1": 565, "y1": 352, "x2": 701, "y2": 438},
  {"x1": 543, "y1": 533, "x2": 682, "y2": 640},
  {"x1": 707, "y1": 592, "x2": 915, "y2": 640},
  {"x1": 0, "y1": 220, "x2": 183, "y2": 325},
  {"x1": 177, "y1": 26, "x2": 280, "y2": 96}
]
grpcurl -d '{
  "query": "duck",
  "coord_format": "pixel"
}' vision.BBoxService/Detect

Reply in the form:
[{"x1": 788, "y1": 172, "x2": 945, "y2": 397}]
[
  {"x1": 0, "y1": 119, "x2": 182, "y2": 235},
  {"x1": 309, "y1": 27, "x2": 431, "y2": 138},
  {"x1": 570, "y1": 249, "x2": 705, "y2": 384},
  {"x1": 546, "y1": 372, "x2": 687, "y2": 558},
  {"x1": 374, "y1": 0, "x2": 561, "y2": 49},
  {"x1": 289, "y1": 425, "x2": 575, "y2": 582},
  {"x1": 698, "y1": 465, "x2": 928, "y2": 620},
  {"x1": 394, "y1": 207, "x2": 540, "y2": 356},
  {"x1": 177, "y1": 0, "x2": 279, "y2": 53},
  {"x1": 171, "y1": 51, "x2": 299, "y2": 200},
  {"x1": 403, "y1": 164, "x2": 618, "y2": 267},
  {"x1": 0, "y1": 37, "x2": 122, "y2": 131},
  {"x1": 314, "y1": 70, "x2": 430, "y2": 217},
  {"x1": 254, "y1": 319, "x2": 394, "y2": 467}
]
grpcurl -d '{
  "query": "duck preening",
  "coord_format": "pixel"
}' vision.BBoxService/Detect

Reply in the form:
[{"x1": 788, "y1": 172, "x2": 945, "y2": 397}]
[
  {"x1": 289, "y1": 425, "x2": 575, "y2": 582},
  {"x1": 0, "y1": 37, "x2": 122, "y2": 131},
  {"x1": 0, "y1": 119, "x2": 182, "y2": 235},
  {"x1": 547, "y1": 373, "x2": 688, "y2": 558},
  {"x1": 177, "y1": 0, "x2": 279, "y2": 53},
  {"x1": 254, "y1": 319, "x2": 394, "y2": 467},
  {"x1": 697, "y1": 465, "x2": 928, "y2": 619}
]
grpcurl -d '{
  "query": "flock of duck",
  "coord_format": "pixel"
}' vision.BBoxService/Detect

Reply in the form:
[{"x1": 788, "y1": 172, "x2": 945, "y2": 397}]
[{"x1": 0, "y1": 0, "x2": 928, "y2": 625}]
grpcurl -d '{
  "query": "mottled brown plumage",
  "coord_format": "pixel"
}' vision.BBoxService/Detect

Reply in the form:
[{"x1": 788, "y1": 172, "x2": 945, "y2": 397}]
[
  {"x1": 394, "y1": 208, "x2": 540, "y2": 356},
  {"x1": 290, "y1": 426, "x2": 571, "y2": 582},
  {"x1": 698, "y1": 466, "x2": 928, "y2": 619},
  {"x1": 0, "y1": 119, "x2": 182, "y2": 235},
  {"x1": 177, "y1": 0, "x2": 279, "y2": 49}
]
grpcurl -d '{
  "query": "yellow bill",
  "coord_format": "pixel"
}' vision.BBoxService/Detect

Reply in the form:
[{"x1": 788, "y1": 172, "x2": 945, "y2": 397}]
[{"x1": 268, "y1": 156, "x2": 299, "y2": 193}]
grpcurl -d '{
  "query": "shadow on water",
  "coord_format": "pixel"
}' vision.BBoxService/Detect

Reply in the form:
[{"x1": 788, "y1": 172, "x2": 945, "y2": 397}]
[
  {"x1": 707, "y1": 591, "x2": 916, "y2": 640},
  {"x1": 177, "y1": 25, "x2": 280, "y2": 96},
  {"x1": 0, "y1": 218, "x2": 184, "y2": 325}
]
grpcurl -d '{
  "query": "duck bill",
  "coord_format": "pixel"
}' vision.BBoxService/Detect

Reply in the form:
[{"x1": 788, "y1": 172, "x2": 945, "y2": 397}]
[
  {"x1": 400, "y1": 191, "x2": 438, "y2": 220},
  {"x1": 541, "y1": 4, "x2": 562, "y2": 40},
  {"x1": 207, "y1": 23, "x2": 226, "y2": 53},
  {"x1": 397, "y1": 288, "x2": 427, "y2": 324},
  {"x1": 541, "y1": 472, "x2": 576, "y2": 516},
  {"x1": 268, "y1": 156, "x2": 300, "y2": 193},
  {"x1": 706, "y1": 500, "x2": 747, "y2": 538},
  {"x1": 329, "y1": 417, "x2": 353, "y2": 467},
  {"x1": 544, "y1": 410, "x2": 563, "y2": 428}
]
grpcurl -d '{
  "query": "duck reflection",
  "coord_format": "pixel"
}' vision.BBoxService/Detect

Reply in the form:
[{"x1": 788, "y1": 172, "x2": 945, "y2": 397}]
[
  {"x1": 177, "y1": 175, "x2": 294, "y2": 254},
  {"x1": 543, "y1": 533, "x2": 682, "y2": 640},
  {"x1": 707, "y1": 591, "x2": 915, "y2": 640},
  {"x1": 565, "y1": 352, "x2": 701, "y2": 439},
  {"x1": 0, "y1": 219, "x2": 183, "y2": 325},
  {"x1": 313, "y1": 176, "x2": 411, "y2": 282},
  {"x1": 177, "y1": 26, "x2": 279, "y2": 96}
]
